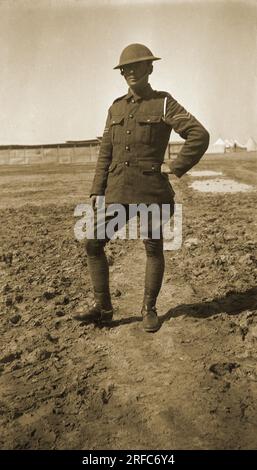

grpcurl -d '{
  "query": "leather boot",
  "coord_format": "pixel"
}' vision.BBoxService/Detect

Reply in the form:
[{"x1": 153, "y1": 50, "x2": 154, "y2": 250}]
[
  {"x1": 73, "y1": 292, "x2": 113, "y2": 324},
  {"x1": 141, "y1": 296, "x2": 160, "y2": 332}
]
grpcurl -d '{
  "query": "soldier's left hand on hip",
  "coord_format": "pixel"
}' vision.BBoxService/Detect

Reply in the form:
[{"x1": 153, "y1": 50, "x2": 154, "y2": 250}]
[{"x1": 161, "y1": 162, "x2": 172, "y2": 174}]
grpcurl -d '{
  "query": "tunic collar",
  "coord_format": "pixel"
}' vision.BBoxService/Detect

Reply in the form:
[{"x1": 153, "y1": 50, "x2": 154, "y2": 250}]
[{"x1": 125, "y1": 84, "x2": 154, "y2": 102}]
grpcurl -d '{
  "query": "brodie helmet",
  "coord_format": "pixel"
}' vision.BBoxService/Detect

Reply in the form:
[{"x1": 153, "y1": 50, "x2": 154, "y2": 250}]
[{"x1": 113, "y1": 43, "x2": 161, "y2": 69}]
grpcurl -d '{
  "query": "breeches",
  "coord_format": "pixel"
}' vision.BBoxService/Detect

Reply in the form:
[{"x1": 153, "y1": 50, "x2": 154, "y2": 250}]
[{"x1": 85, "y1": 203, "x2": 174, "y2": 300}]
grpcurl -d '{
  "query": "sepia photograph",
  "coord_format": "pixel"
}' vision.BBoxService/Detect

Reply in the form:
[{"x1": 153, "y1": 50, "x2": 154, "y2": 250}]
[{"x1": 0, "y1": 0, "x2": 257, "y2": 456}]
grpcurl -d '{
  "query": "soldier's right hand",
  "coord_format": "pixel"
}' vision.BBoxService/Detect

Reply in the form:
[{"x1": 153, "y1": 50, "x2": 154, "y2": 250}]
[{"x1": 90, "y1": 195, "x2": 97, "y2": 209}]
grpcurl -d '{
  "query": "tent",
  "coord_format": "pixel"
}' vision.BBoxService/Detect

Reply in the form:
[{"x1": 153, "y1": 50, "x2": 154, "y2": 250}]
[
  {"x1": 224, "y1": 139, "x2": 233, "y2": 152},
  {"x1": 225, "y1": 139, "x2": 233, "y2": 148},
  {"x1": 246, "y1": 137, "x2": 257, "y2": 151},
  {"x1": 211, "y1": 138, "x2": 226, "y2": 153},
  {"x1": 233, "y1": 140, "x2": 246, "y2": 152}
]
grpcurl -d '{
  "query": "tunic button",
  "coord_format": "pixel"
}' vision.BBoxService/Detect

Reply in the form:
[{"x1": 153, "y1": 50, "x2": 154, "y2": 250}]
[
  {"x1": 147, "y1": 119, "x2": 151, "y2": 122},
  {"x1": 125, "y1": 161, "x2": 129, "y2": 166},
  {"x1": 129, "y1": 114, "x2": 134, "y2": 118},
  {"x1": 125, "y1": 145, "x2": 130, "y2": 151},
  {"x1": 131, "y1": 98, "x2": 135, "y2": 103},
  {"x1": 126, "y1": 130, "x2": 131, "y2": 134}
]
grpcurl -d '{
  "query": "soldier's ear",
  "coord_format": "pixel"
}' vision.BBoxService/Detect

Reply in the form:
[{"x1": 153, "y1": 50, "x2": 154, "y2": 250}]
[{"x1": 148, "y1": 63, "x2": 153, "y2": 75}]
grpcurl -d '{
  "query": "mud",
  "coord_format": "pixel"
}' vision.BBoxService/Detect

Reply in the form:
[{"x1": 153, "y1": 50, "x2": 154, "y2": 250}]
[
  {"x1": 1, "y1": 152, "x2": 257, "y2": 449},
  {"x1": 190, "y1": 178, "x2": 254, "y2": 193},
  {"x1": 188, "y1": 170, "x2": 223, "y2": 177}
]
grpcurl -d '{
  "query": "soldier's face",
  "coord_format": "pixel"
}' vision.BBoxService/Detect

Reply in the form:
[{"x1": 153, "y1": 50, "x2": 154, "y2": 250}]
[{"x1": 121, "y1": 61, "x2": 151, "y2": 90}]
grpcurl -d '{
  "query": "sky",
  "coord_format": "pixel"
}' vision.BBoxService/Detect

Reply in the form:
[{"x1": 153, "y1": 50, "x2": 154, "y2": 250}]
[{"x1": 0, "y1": 0, "x2": 256, "y2": 145}]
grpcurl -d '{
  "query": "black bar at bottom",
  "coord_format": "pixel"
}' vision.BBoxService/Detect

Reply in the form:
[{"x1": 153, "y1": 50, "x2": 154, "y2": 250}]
[{"x1": 0, "y1": 450, "x2": 256, "y2": 468}]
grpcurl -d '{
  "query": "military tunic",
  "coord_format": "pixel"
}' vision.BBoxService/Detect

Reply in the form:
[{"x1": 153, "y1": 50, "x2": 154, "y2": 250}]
[{"x1": 90, "y1": 84, "x2": 209, "y2": 204}]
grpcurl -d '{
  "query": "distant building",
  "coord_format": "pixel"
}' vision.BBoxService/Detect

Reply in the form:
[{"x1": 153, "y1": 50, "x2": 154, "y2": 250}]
[
  {"x1": 0, "y1": 139, "x2": 100, "y2": 165},
  {"x1": 167, "y1": 141, "x2": 184, "y2": 159}
]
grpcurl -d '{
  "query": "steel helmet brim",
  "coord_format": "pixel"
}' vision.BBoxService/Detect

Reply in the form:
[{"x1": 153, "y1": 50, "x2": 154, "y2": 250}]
[{"x1": 113, "y1": 56, "x2": 161, "y2": 70}]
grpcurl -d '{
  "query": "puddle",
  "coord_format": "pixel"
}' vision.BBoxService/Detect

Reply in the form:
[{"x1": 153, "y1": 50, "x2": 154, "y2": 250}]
[
  {"x1": 188, "y1": 170, "x2": 223, "y2": 177},
  {"x1": 190, "y1": 178, "x2": 255, "y2": 193}
]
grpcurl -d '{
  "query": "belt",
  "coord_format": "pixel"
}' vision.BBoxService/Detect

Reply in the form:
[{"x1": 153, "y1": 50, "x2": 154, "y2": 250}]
[{"x1": 116, "y1": 160, "x2": 162, "y2": 171}]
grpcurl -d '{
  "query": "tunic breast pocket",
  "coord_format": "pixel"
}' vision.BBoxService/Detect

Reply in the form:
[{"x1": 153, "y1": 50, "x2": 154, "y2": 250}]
[
  {"x1": 136, "y1": 115, "x2": 162, "y2": 144},
  {"x1": 110, "y1": 115, "x2": 125, "y2": 144}
]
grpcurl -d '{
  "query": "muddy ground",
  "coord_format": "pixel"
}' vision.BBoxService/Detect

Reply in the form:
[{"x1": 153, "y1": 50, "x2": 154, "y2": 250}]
[{"x1": 0, "y1": 152, "x2": 257, "y2": 450}]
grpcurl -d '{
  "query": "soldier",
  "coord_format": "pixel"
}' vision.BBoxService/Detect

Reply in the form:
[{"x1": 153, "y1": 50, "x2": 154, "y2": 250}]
[{"x1": 74, "y1": 43, "x2": 209, "y2": 332}]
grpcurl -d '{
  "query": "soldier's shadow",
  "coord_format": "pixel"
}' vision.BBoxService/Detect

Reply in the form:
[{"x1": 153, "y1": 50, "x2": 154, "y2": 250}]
[
  {"x1": 107, "y1": 286, "x2": 257, "y2": 329},
  {"x1": 160, "y1": 285, "x2": 257, "y2": 324}
]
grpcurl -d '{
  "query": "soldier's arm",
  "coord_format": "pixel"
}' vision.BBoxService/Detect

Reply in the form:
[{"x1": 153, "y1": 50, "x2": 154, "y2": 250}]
[
  {"x1": 90, "y1": 109, "x2": 113, "y2": 196},
  {"x1": 163, "y1": 95, "x2": 210, "y2": 177}
]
